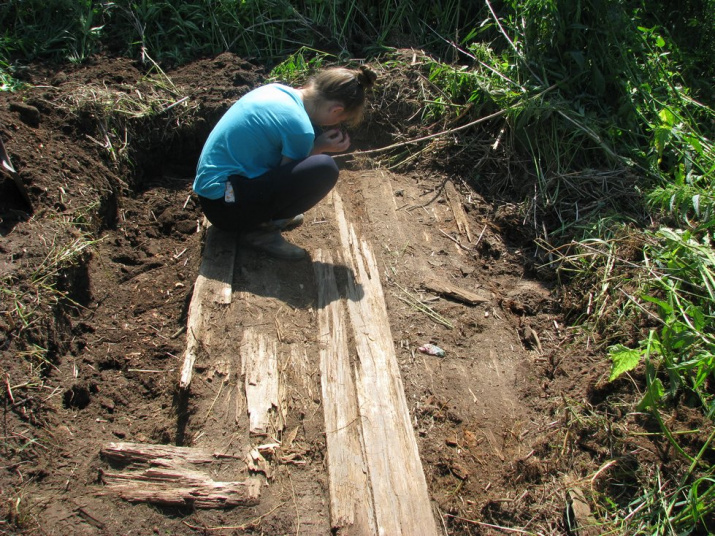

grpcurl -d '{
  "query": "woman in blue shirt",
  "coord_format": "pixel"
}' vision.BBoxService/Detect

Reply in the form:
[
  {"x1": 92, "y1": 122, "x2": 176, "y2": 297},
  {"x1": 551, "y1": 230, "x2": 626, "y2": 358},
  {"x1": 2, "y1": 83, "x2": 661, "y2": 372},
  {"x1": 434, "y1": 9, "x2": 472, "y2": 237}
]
[{"x1": 193, "y1": 66, "x2": 377, "y2": 260}]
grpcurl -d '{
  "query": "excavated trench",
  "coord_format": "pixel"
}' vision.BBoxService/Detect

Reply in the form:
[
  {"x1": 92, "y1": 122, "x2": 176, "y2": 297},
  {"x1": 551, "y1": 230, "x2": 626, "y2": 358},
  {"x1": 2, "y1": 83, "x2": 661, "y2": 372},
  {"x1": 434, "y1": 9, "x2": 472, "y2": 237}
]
[{"x1": 0, "y1": 54, "x2": 591, "y2": 535}]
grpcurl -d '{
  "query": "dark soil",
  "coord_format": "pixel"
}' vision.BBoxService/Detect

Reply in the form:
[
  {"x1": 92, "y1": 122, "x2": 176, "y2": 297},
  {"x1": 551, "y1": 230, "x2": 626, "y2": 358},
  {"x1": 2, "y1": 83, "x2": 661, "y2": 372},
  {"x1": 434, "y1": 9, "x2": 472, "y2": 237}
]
[{"x1": 0, "y1": 52, "x2": 677, "y2": 535}]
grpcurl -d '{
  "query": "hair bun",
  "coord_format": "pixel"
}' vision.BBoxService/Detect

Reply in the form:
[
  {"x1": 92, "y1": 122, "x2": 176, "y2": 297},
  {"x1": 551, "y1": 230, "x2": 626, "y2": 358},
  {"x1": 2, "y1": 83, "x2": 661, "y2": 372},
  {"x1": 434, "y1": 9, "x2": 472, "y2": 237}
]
[{"x1": 357, "y1": 66, "x2": 377, "y2": 90}]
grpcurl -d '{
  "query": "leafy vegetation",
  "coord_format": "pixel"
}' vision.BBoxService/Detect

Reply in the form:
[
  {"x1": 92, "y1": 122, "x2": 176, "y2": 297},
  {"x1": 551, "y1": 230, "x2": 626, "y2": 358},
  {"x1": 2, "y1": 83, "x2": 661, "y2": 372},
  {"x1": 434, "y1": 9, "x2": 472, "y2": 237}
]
[{"x1": 2, "y1": 0, "x2": 714, "y2": 533}]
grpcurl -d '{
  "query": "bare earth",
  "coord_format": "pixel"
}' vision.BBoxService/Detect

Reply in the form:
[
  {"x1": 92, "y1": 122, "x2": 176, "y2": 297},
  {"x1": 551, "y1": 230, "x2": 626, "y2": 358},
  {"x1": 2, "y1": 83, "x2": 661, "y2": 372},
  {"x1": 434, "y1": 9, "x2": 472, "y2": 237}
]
[{"x1": 0, "y1": 53, "x2": 623, "y2": 535}]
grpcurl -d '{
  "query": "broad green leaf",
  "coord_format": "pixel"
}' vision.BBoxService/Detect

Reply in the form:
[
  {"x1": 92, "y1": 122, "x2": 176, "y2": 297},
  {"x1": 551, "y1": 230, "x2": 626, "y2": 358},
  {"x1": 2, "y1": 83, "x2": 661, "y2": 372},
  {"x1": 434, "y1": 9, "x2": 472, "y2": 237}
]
[
  {"x1": 609, "y1": 344, "x2": 642, "y2": 381},
  {"x1": 641, "y1": 294, "x2": 674, "y2": 315},
  {"x1": 637, "y1": 377, "x2": 665, "y2": 411},
  {"x1": 658, "y1": 108, "x2": 676, "y2": 127},
  {"x1": 654, "y1": 125, "x2": 671, "y2": 159}
]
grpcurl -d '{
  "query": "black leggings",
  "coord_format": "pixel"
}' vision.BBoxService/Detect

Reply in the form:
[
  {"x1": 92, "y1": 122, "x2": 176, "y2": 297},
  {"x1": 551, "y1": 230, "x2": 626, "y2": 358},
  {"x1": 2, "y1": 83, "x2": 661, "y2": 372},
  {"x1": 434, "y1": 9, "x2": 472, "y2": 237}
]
[{"x1": 198, "y1": 154, "x2": 339, "y2": 233}]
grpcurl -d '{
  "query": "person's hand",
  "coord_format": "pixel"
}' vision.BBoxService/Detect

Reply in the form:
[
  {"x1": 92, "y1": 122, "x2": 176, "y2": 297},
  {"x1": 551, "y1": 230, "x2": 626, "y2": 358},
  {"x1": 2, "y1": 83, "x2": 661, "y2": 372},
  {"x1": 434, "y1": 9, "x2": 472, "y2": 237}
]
[{"x1": 313, "y1": 128, "x2": 351, "y2": 154}]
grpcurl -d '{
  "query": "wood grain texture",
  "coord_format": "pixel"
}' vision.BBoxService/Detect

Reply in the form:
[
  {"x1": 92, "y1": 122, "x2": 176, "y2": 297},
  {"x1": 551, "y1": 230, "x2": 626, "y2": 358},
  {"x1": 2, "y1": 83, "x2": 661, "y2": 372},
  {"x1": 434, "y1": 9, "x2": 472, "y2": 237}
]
[
  {"x1": 315, "y1": 192, "x2": 439, "y2": 536},
  {"x1": 180, "y1": 223, "x2": 235, "y2": 389},
  {"x1": 242, "y1": 327, "x2": 284, "y2": 435},
  {"x1": 315, "y1": 249, "x2": 376, "y2": 535}
]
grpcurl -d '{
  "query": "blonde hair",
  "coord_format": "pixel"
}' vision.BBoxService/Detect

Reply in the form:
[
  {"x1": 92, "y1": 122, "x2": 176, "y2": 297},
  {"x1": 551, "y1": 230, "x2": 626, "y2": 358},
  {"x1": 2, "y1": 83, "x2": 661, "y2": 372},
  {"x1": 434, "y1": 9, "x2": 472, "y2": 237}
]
[{"x1": 303, "y1": 66, "x2": 377, "y2": 125}]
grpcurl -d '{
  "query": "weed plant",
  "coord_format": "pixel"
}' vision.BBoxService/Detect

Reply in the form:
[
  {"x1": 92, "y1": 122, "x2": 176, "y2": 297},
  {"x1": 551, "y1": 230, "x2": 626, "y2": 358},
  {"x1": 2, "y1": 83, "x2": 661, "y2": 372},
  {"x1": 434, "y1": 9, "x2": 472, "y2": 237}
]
[{"x1": 0, "y1": 0, "x2": 483, "y2": 68}]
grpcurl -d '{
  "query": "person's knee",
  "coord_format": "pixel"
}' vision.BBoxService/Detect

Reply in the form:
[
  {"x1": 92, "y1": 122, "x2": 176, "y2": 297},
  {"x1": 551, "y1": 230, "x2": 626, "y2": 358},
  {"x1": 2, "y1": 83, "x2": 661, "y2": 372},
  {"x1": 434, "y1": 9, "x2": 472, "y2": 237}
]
[
  {"x1": 312, "y1": 154, "x2": 339, "y2": 185},
  {"x1": 312, "y1": 153, "x2": 338, "y2": 172}
]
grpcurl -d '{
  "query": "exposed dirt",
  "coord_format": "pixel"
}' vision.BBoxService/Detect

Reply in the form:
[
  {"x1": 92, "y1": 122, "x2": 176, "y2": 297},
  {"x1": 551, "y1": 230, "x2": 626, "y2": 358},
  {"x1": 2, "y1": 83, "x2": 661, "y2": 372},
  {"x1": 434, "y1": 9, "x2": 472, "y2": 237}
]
[{"x1": 0, "y1": 53, "x2": 672, "y2": 535}]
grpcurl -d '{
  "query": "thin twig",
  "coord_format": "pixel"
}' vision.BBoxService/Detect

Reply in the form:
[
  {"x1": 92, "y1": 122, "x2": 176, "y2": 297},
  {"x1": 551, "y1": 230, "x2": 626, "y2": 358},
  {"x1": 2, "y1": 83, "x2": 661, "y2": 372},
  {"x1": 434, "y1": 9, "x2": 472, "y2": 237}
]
[
  {"x1": 161, "y1": 96, "x2": 189, "y2": 113},
  {"x1": 181, "y1": 502, "x2": 287, "y2": 532},
  {"x1": 346, "y1": 108, "x2": 507, "y2": 157},
  {"x1": 444, "y1": 513, "x2": 537, "y2": 534},
  {"x1": 205, "y1": 379, "x2": 226, "y2": 420},
  {"x1": 4, "y1": 374, "x2": 15, "y2": 404},
  {"x1": 439, "y1": 228, "x2": 471, "y2": 252},
  {"x1": 474, "y1": 225, "x2": 488, "y2": 248},
  {"x1": 339, "y1": 84, "x2": 556, "y2": 160}
]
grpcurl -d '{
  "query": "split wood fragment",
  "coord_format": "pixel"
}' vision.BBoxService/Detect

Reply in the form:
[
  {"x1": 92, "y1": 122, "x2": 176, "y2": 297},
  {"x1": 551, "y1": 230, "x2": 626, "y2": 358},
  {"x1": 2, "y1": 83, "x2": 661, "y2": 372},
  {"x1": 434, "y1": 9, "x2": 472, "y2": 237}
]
[
  {"x1": 101, "y1": 442, "x2": 215, "y2": 465},
  {"x1": 100, "y1": 442, "x2": 260, "y2": 508},
  {"x1": 423, "y1": 277, "x2": 490, "y2": 306},
  {"x1": 241, "y1": 327, "x2": 285, "y2": 435},
  {"x1": 445, "y1": 180, "x2": 472, "y2": 242}
]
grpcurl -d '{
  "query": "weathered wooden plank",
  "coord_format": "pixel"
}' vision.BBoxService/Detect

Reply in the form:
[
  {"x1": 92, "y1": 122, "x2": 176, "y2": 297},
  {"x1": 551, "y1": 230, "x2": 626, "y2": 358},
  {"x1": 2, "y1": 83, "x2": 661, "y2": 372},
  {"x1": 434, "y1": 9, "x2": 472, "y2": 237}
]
[
  {"x1": 198, "y1": 220, "x2": 237, "y2": 305},
  {"x1": 333, "y1": 192, "x2": 440, "y2": 536},
  {"x1": 241, "y1": 328, "x2": 282, "y2": 435},
  {"x1": 180, "y1": 223, "x2": 236, "y2": 389},
  {"x1": 423, "y1": 277, "x2": 489, "y2": 305},
  {"x1": 315, "y1": 249, "x2": 376, "y2": 535}
]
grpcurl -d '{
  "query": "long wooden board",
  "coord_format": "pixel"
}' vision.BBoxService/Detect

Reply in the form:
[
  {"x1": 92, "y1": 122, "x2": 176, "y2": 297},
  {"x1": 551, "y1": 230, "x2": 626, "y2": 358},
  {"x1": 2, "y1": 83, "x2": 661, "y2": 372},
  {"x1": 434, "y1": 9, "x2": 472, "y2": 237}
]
[
  {"x1": 315, "y1": 192, "x2": 439, "y2": 536},
  {"x1": 315, "y1": 250, "x2": 376, "y2": 535}
]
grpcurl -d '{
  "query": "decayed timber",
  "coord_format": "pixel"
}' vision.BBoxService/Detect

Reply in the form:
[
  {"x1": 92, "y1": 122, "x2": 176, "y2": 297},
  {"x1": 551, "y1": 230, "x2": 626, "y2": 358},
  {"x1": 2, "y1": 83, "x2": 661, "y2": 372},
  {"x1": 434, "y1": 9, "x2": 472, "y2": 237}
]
[
  {"x1": 445, "y1": 180, "x2": 472, "y2": 243},
  {"x1": 180, "y1": 223, "x2": 236, "y2": 389},
  {"x1": 317, "y1": 192, "x2": 439, "y2": 536},
  {"x1": 315, "y1": 249, "x2": 376, "y2": 535},
  {"x1": 100, "y1": 441, "x2": 261, "y2": 508},
  {"x1": 101, "y1": 442, "x2": 215, "y2": 466},
  {"x1": 241, "y1": 327, "x2": 285, "y2": 435},
  {"x1": 423, "y1": 277, "x2": 489, "y2": 305},
  {"x1": 102, "y1": 469, "x2": 261, "y2": 508}
]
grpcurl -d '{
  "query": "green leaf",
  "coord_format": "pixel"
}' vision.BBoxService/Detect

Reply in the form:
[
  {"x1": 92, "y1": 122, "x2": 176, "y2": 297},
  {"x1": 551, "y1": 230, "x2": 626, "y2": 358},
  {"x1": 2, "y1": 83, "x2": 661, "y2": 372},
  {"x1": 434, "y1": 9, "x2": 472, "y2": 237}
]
[
  {"x1": 641, "y1": 294, "x2": 674, "y2": 316},
  {"x1": 654, "y1": 125, "x2": 671, "y2": 159},
  {"x1": 637, "y1": 377, "x2": 665, "y2": 411},
  {"x1": 609, "y1": 344, "x2": 642, "y2": 381},
  {"x1": 658, "y1": 108, "x2": 676, "y2": 127}
]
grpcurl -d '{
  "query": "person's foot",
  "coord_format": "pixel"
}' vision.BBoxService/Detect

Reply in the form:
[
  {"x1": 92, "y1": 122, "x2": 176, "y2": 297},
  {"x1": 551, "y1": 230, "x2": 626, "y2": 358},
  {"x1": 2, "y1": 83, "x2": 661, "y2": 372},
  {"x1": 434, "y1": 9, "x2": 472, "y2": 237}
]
[
  {"x1": 259, "y1": 214, "x2": 304, "y2": 232},
  {"x1": 239, "y1": 229, "x2": 306, "y2": 260}
]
